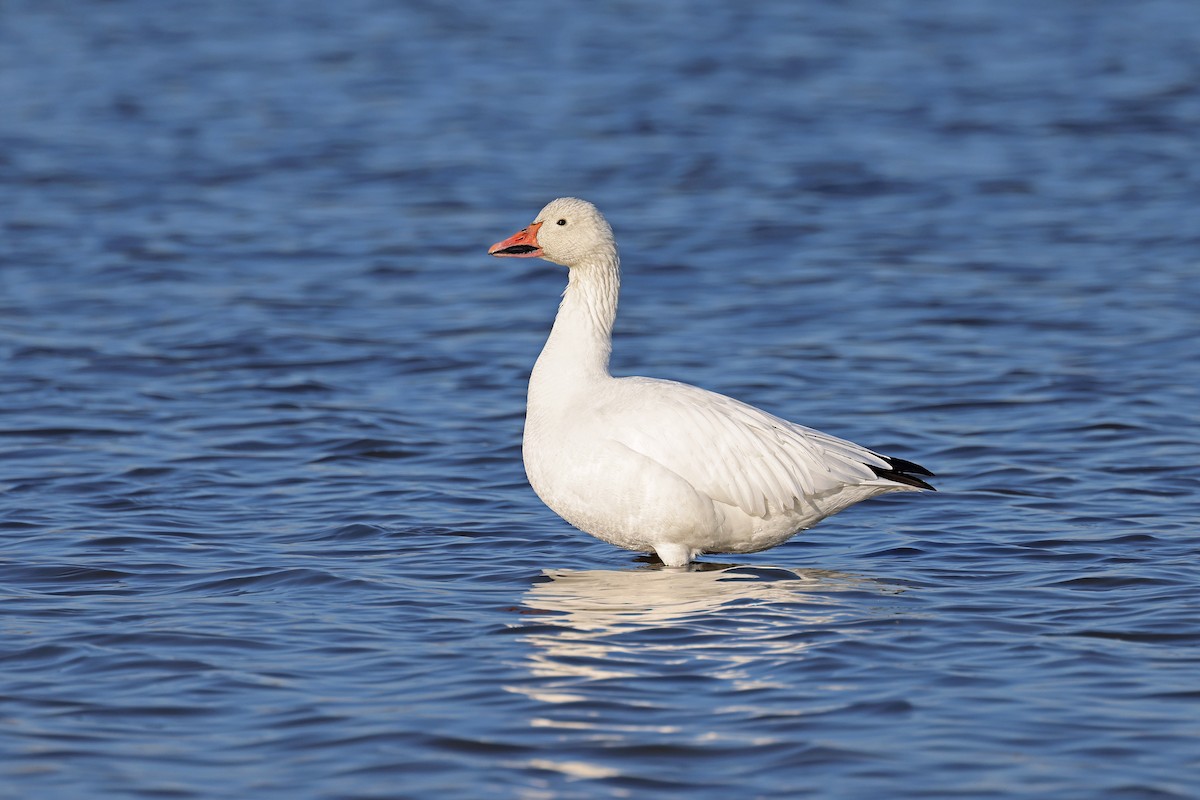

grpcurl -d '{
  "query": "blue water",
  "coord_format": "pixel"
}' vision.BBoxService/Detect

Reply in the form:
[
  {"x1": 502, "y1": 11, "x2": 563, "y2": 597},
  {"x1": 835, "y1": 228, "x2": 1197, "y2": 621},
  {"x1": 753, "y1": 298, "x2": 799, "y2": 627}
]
[{"x1": 2, "y1": 1, "x2": 1199, "y2": 798}]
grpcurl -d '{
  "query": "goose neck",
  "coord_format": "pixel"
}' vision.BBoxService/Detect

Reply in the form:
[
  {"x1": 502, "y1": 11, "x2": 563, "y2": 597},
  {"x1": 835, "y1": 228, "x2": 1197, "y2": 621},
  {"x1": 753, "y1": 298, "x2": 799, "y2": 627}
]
[{"x1": 534, "y1": 251, "x2": 621, "y2": 386}]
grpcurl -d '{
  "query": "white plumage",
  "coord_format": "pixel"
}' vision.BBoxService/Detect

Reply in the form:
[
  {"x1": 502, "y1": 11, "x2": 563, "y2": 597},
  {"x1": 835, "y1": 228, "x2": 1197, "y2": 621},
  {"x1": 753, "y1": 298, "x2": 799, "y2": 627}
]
[{"x1": 489, "y1": 197, "x2": 934, "y2": 567}]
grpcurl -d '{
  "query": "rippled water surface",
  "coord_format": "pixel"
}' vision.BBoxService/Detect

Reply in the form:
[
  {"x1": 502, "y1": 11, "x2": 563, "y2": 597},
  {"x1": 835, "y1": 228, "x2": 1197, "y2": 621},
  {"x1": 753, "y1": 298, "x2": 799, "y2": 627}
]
[{"x1": 3, "y1": 1, "x2": 1199, "y2": 798}]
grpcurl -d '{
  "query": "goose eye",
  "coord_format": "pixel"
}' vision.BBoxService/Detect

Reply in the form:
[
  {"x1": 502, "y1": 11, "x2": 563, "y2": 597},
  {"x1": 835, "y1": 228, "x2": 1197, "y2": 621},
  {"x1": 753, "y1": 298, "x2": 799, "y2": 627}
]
[{"x1": 556, "y1": 219, "x2": 567, "y2": 226}]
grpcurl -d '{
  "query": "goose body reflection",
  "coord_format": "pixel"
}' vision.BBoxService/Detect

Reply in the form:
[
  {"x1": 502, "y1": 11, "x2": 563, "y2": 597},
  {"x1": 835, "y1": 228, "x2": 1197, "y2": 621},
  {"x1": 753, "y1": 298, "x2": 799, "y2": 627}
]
[
  {"x1": 515, "y1": 566, "x2": 893, "y2": 682},
  {"x1": 505, "y1": 565, "x2": 914, "y2": 784}
]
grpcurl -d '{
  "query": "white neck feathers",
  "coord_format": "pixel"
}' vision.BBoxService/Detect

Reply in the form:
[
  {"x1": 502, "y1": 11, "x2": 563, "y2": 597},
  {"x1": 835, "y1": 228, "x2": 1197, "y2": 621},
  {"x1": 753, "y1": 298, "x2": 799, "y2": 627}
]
[{"x1": 529, "y1": 249, "x2": 621, "y2": 403}]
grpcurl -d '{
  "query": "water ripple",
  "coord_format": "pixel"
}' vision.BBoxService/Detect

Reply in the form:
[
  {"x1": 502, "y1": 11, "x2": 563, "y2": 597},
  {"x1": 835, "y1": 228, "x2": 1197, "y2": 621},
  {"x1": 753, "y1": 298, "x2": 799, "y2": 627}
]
[{"x1": 2, "y1": 0, "x2": 1199, "y2": 798}]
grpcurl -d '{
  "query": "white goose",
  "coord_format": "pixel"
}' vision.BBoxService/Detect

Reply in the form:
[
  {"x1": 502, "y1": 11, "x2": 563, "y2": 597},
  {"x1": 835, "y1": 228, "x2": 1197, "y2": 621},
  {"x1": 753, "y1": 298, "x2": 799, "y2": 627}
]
[{"x1": 489, "y1": 198, "x2": 934, "y2": 567}]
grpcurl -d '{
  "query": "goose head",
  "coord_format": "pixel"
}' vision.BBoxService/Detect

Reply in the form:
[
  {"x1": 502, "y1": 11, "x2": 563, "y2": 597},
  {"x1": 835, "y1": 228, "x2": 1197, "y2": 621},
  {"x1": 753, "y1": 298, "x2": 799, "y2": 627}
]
[{"x1": 489, "y1": 197, "x2": 615, "y2": 268}]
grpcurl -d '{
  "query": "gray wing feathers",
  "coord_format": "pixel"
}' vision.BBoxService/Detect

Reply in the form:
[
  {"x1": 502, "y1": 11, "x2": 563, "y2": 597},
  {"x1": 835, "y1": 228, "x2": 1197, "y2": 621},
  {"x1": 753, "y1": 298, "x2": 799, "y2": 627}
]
[{"x1": 609, "y1": 379, "x2": 888, "y2": 518}]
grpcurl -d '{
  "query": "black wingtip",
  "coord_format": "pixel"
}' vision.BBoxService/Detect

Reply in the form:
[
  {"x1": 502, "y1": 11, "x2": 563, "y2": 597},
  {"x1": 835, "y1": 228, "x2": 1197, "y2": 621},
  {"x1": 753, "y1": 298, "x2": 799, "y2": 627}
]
[{"x1": 870, "y1": 456, "x2": 937, "y2": 491}]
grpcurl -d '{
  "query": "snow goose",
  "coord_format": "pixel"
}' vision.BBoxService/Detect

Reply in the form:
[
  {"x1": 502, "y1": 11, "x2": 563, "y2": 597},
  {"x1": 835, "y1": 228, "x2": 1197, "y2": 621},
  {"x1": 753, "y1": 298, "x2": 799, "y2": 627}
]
[{"x1": 489, "y1": 197, "x2": 934, "y2": 567}]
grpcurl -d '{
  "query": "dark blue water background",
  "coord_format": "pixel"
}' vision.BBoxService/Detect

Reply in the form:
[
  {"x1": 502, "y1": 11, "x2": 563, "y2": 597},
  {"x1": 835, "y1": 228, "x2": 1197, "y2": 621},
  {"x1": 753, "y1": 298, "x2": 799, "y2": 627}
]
[{"x1": 2, "y1": 1, "x2": 1199, "y2": 798}]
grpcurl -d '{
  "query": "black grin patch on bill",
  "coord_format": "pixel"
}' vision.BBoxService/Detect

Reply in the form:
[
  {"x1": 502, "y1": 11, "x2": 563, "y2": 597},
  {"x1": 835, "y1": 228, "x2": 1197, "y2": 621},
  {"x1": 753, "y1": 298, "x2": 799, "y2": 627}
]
[{"x1": 496, "y1": 244, "x2": 539, "y2": 255}]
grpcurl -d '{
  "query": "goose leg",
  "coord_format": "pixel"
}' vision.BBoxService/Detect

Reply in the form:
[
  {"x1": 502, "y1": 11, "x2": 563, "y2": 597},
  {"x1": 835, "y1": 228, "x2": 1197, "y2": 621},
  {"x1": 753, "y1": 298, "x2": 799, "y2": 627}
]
[{"x1": 653, "y1": 542, "x2": 697, "y2": 567}]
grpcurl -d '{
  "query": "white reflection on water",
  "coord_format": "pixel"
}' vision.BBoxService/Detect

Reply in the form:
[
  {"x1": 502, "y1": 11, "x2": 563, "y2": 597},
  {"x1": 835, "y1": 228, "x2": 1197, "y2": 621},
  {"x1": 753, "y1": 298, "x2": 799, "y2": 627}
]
[
  {"x1": 512, "y1": 565, "x2": 896, "y2": 689},
  {"x1": 503, "y1": 567, "x2": 910, "y2": 781}
]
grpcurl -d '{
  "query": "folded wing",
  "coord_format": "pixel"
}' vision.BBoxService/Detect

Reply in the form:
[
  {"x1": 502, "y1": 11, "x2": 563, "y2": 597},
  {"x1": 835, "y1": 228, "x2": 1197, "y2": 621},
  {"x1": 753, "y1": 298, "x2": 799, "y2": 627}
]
[{"x1": 607, "y1": 378, "x2": 908, "y2": 518}]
